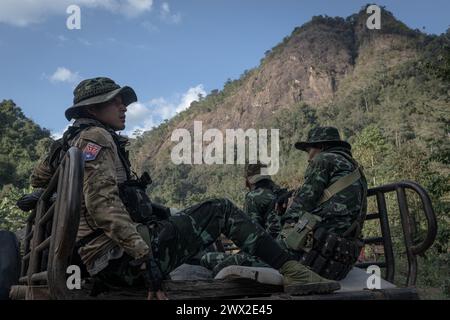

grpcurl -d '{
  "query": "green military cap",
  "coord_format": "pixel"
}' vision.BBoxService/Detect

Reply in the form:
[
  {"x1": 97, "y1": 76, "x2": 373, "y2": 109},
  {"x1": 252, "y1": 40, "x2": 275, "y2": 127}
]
[
  {"x1": 65, "y1": 77, "x2": 137, "y2": 121},
  {"x1": 295, "y1": 126, "x2": 351, "y2": 151},
  {"x1": 245, "y1": 161, "x2": 271, "y2": 184}
]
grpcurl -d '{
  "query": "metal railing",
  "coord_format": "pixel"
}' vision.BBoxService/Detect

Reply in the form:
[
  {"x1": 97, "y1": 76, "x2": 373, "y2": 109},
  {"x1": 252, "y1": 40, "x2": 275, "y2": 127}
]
[
  {"x1": 355, "y1": 181, "x2": 437, "y2": 286},
  {"x1": 19, "y1": 147, "x2": 84, "y2": 299}
]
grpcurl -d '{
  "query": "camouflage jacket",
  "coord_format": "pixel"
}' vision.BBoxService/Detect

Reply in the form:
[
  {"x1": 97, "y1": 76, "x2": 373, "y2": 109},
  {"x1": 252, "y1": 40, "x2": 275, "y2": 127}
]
[
  {"x1": 31, "y1": 118, "x2": 149, "y2": 275},
  {"x1": 244, "y1": 179, "x2": 282, "y2": 238},
  {"x1": 283, "y1": 146, "x2": 367, "y2": 235}
]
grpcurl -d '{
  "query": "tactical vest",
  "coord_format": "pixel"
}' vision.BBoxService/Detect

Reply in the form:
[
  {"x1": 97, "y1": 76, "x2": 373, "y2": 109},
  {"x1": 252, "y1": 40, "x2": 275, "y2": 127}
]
[
  {"x1": 49, "y1": 120, "x2": 169, "y2": 247},
  {"x1": 295, "y1": 150, "x2": 367, "y2": 280}
]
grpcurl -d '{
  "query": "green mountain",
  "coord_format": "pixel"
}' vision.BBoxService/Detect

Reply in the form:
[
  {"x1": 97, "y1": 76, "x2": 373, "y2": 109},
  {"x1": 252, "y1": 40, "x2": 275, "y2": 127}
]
[{"x1": 130, "y1": 7, "x2": 449, "y2": 208}]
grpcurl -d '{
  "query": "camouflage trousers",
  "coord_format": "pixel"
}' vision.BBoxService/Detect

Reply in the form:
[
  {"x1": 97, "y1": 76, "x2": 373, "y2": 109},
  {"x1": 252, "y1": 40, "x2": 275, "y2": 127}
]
[
  {"x1": 200, "y1": 232, "x2": 302, "y2": 276},
  {"x1": 200, "y1": 251, "x2": 270, "y2": 276},
  {"x1": 95, "y1": 198, "x2": 290, "y2": 287}
]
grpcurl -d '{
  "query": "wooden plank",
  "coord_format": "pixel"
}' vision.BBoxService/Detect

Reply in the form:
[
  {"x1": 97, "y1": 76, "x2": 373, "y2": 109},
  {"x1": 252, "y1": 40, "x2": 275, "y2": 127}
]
[
  {"x1": 74, "y1": 279, "x2": 283, "y2": 300},
  {"x1": 244, "y1": 287, "x2": 420, "y2": 300},
  {"x1": 25, "y1": 286, "x2": 51, "y2": 300},
  {"x1": 163, "y1": 279, "x2": 282, "y2": 300},
  {"x1": 12, "y1": 282, "x2": 419, "y2": 300},
  {"x1": 9, "y1": 285, "x2": 27, "y2": 300}
]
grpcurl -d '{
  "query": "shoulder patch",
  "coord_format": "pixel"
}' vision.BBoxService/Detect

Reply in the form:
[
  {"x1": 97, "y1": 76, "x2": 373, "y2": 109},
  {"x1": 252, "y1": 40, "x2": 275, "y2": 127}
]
[
  {"x1": 83, "y1": 142, "x2": 102, "y2": 161},
  {"x1": 78, "y1": 126, "x2": 113, "y2": 148}
]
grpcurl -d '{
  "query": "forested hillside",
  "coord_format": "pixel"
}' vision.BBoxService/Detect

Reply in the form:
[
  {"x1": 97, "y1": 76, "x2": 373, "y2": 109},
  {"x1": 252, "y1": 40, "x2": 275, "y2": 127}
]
[{"x1": 0, "y1": 100, "x2": 52, "y2": 231}]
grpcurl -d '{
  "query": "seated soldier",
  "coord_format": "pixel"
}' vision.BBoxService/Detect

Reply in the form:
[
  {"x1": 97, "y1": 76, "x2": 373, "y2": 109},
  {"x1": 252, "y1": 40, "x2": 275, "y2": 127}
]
[
  {"x1": 200, "y1": 162, "x2": 287, "y2": 274},
  {"x1": 279, "y1": 126, "x2": 368, "y2": 280},
  {"x1": 31, "y1": 77, "x2": 340, "y2": 300}
]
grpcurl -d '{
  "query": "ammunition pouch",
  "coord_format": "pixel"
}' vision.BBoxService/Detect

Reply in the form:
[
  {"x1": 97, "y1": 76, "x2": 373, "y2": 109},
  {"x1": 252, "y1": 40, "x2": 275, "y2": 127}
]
[
  {"x1": 300, "y1": 227, "x2": 363, "y2": 280},
  {"x1": 118, "y1": 173, "x2": 170, "y2": 224},
  {"x1": 283, "y1": 213, "x2": 321, "y2": 251},
  {"x1": 118, "y1": 181, "x2": 155, "y2": 225}
]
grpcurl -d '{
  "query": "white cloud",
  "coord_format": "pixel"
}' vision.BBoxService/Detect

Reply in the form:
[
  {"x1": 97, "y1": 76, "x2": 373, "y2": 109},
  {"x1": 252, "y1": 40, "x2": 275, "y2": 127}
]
[
  {"x1": 160, "y1": 2, "x2": 181, "y2": 24},
  {"x1": 124, "y1": 102, "x2": 156, "y2": 137},
  {"x1": 51, "y1": 123, "x2": 72, "y2": 140},
  {"x1": 49, "y1": 67, "x2": 81, "y2": 83},
  {"x1": 126, "y1": 102, "x2": 152, "y2": 127},
  {"x1": 123, "y1": 84, "x2": 206, "y2": 137},
  {"x1": 0, "y1": 0, "x2": 153, "y2": 27},
  {"x1": 176, "y1": 84, "x2": 206, "y2": 113}
]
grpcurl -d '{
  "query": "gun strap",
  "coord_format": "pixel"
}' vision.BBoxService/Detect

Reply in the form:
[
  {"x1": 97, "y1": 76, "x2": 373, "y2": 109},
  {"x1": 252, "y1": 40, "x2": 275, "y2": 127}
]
[
  {"x1": 318, "y1": 167, "x2": 361, "y2": 205},
  {"x1": 316, "y1": 150, "x2": 368, "y2": 239}
]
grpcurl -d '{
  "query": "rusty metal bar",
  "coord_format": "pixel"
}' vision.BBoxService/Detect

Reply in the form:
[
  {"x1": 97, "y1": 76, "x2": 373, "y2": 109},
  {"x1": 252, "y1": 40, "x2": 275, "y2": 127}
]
[
  {"x1": 363, "y1": 236, "x2": 384, "y2": 245},
  {"x1": 369, "y1": 181, "x2": 438, "y2": 252},
  {"x1": 364, "y1": 213, "x2": 380, "y2": 221},
  {"x1": 34, "y1": 237, "x2": 51, "y2": 253},
  {"x1": 38, "y1": 202, "x2": 56, "y2": 226},
  {"x1": 21, "y1": 218, "x2": 33, "y2": 277},
  {"x1": 396, "y1": 187, "x2": 417, "y2": 286},
  {"x1": 27, "y1": 161, "x2": 64, "y2": 285},
  {"x1": 355, "y1": 261, "x2": 387, "y2": 269},
  {"x1": 30, "y1": 271, "x2": 48, "y2": 284},
  {"x1": 47, "y1": 147, "x2": 84, "y2": 299},
  {"x1": 375, "y1": 191, "x2": 395, "y2": 283},
  {"x1": 19, "y1": 276, "x2": 28, "y2": 285},
  {"x1": 24, "y1": 229, "x2": 34, "y2": 241},
  {"x1": 27, "y1": 200, "x2": 46, "y2": 283}
]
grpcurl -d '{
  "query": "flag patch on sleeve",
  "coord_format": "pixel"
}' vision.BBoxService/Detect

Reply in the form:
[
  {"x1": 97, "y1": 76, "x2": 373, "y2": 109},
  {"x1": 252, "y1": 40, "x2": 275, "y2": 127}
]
[{"x1": 83, "y1": 142, "x2": 102, "y2": 161}]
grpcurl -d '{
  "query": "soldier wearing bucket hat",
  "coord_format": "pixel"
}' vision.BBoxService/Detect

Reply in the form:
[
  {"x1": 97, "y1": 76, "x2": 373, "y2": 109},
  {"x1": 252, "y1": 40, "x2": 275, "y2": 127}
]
[
  {"x1": 294, "y1": 126, "x2": 351, "y2": 152},
  {"x1": 30, "y1": 78, "x2": 342, "y2": 298},
  {"x1": 280, "y1": 126, "x2": 368, "y2": 280}
]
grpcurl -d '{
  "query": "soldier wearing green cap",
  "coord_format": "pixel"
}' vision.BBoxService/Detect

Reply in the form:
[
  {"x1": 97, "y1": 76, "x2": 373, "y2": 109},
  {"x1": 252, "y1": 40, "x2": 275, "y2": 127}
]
[
  {"x1": 279, "y1": 126, "x2": 368, "y2": 280},
  {"x1": 31, "y1": 78, "x2": 341, "y2": 299}
]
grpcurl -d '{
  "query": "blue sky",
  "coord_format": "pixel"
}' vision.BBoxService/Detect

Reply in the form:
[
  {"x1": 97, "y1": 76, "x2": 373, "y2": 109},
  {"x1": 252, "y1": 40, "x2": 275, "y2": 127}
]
[{"x1": 0, "y1": 0, "x2": 448, "y2": 137}]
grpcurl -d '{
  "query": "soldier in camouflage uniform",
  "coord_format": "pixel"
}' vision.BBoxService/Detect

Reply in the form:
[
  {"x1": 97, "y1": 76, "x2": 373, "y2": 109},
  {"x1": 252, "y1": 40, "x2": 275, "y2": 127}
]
[
  {"x1": 282, "y1": 126, "x2": 367, "y2": 234},
  {"x1": 279, "y1": 126, "x2": 368, "y2": 279},
  {"x1": 31, "y1": 78, "x2": 339, "y2": 299},
  {"x1": 200, "y1": 162, "x2": 283, "y2": 274}
]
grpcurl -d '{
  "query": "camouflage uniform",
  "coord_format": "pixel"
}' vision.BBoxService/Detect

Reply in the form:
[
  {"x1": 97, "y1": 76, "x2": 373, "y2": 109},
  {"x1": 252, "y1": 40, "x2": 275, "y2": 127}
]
[
  {"x1": 200, "y1": 164, "x2": 283, "y2": 274},
  {"x1": 244, "y1": 180, "x2": 282, "y2": 238},
  {"x1": 283, "y1": 127, "x2": 368, "y2": 236},
  {"x1": 32, "y1": 118, "x2": 150, "y2": 275}
]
